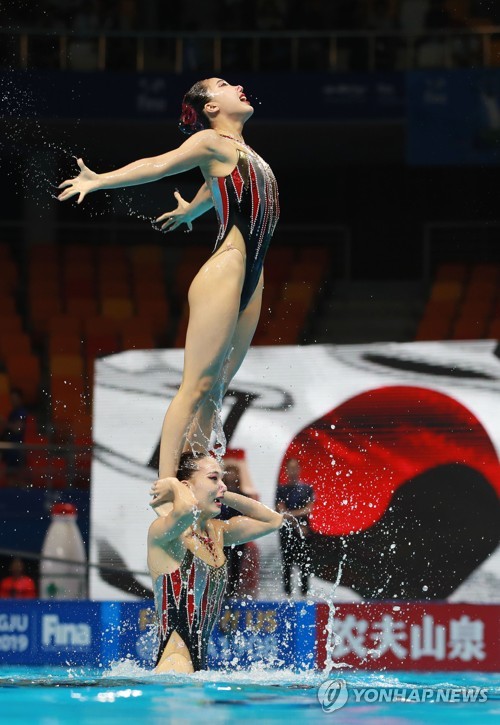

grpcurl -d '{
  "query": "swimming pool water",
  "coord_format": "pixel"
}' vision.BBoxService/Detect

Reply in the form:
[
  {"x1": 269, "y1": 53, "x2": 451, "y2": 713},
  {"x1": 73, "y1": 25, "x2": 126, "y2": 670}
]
[{"x1": 0, "y1": 664, "x2": 498, "y2": 724}]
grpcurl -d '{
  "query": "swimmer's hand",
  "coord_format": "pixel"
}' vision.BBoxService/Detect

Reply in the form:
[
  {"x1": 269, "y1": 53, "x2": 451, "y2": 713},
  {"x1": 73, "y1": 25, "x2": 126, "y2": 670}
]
[
  {"x1": 150, "y1": 477, "x2": 198, "y2": 510},
  {"x1": 57, "y1": 158, "x2": 100, "y2": 204},
  {"x1": 156, "y1": 191, "x2": 193, "y2": 232}
]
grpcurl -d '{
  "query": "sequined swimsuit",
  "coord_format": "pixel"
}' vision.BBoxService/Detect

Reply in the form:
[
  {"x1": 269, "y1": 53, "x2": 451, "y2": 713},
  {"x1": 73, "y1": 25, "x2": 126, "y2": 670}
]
[
  {"x1": 154, "y1": 549, "x2": 227, "y2": 671},
  {"x1": 209, "y1": 137, "x2": 280, "y2": 312}
]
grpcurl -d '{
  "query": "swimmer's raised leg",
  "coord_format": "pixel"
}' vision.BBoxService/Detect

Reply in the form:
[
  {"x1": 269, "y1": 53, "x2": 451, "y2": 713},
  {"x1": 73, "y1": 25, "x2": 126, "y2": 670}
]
[
  {"x1": 183, "y1": 272, "x2": 263, "y2": 455},
  {"x1": 158, "y1": 247, "x2": 244, "y2": 478}
]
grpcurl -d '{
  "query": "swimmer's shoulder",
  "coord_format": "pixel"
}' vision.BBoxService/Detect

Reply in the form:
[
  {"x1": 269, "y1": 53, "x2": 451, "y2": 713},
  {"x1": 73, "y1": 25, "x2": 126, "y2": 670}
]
[{"x1": 183, "y1": 129, "x2": 229, "y2": 155}]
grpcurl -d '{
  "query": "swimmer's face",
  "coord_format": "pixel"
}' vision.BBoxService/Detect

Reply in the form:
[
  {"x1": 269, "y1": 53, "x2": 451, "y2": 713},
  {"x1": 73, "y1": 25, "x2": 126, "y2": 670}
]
[
  {"x1": 186, "y1": 457, "x2": 227, "y2": 516},
  {"x1": 203, "y1": 78, "x2": 254, "y2": 122}
]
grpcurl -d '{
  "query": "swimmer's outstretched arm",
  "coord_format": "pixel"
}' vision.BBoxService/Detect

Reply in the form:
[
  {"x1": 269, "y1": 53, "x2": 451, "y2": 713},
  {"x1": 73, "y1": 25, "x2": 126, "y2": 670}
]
[
  {"x1": 156, "y1": 184, "x2": 214, "y2": 233},
  {"x1": 57, "y1": 130, "x2": 219, "y2": 204},
  {"x1": 218, "y1": 492, "x2": 283, "y2": 546},
  {"x1": 148, "y1": 477, "x2": 199, "y2": 544}
]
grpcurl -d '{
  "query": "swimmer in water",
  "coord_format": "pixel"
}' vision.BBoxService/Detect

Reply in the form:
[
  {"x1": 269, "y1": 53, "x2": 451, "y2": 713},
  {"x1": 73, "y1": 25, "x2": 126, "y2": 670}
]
[
  {"x1": 148, "y1": 452, "x2": 283, "y2": 673},
  {"x1": 58, "y1": 78, "x2": 280, "y2": 479}
]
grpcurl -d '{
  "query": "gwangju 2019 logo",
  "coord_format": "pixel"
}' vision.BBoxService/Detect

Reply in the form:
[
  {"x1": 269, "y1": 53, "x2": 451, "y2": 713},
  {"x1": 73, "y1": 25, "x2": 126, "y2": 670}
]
[{"x1": 317, "y1": 680, "x2": 488, "y2": 712}]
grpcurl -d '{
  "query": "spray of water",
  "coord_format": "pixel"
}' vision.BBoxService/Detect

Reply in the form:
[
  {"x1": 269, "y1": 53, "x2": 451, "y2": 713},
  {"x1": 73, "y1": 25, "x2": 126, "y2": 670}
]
[{"x1": 322, "y1": 554, "x2": 350, "y2": 676}]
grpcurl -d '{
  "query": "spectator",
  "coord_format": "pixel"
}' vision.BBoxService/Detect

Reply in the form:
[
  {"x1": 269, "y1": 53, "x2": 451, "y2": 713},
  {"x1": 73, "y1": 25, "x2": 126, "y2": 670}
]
[
  {"x1": 0, "y1": 557, "x2": 37, "y2": 599},
  {"x1": 0, "y1": 388, "x2": 28, "y2": 476},
  {"x1": 219, "y1": 462, "x2": 260, "y2": 598},
  {"x1": 275, "y1": 458, "x2": 314, "y2": 597}
]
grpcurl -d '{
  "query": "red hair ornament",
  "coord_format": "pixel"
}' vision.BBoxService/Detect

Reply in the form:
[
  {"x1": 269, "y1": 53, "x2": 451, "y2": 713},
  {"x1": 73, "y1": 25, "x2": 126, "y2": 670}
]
[{"x1": 181, "y1": 103, "x2": 198, "y2": 128}]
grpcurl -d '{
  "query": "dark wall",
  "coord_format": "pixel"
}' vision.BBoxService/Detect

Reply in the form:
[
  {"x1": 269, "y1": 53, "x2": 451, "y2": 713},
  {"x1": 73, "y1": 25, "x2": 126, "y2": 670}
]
[{"x1": 1, "y1": 117, "x2": 499, "y2": 279}]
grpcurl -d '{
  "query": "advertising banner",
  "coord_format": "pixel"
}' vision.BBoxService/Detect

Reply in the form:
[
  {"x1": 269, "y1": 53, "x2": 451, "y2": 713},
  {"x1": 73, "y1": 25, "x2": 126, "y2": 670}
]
[
  {"x1": 0, "y1": 601, "x2": 101, "y2": 666},
  {"x1": 89, "y1": 341, "x2": 500, "y2": 605},
  {"x1": 117, "y1": 601, "x2": 316, "y2": 670},
  {"x1": 1, "y1": 600, "x2": 497, "y2": 671},
  {"x1": 2, "y1": 70, "x2": 405, "y2": 121},
  {"x1": 316, "y1": 603, "x2": 500, "y2": 672},
  {"x1": 407, "y1": 69, "x2": 500, "y2": 165}
]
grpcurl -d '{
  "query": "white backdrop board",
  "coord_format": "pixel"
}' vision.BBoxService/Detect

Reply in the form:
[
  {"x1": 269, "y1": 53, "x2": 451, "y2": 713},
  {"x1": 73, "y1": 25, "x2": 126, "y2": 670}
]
[{"x1": 89, "y1": 341, "x2": 500, "y2": 602}]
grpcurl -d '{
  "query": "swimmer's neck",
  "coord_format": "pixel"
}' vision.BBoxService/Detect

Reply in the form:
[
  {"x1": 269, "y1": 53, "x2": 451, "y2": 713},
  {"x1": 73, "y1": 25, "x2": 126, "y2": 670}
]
[
  {"x1": 192, "y1": 512, "x2": 215, "y2": 535},
  {"x1": 213, "y1": 120, "x2": 245, "y2": 144}
]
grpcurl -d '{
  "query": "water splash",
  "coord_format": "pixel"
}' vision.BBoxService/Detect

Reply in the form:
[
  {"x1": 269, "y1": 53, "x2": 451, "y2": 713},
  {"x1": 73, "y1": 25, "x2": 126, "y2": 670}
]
[
  {"x1": 208, "y1": 347, "x2": 235, "y2": 462},
  {"x1": 321, "y1": 554, "x2": 350, "y2": 677}
]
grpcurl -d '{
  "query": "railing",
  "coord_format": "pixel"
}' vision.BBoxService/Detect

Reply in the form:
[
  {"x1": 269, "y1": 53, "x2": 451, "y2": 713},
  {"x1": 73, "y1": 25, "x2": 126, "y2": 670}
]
[
  {"x1": 1, "y1": 26, "x2": 500, "y2": 73},
  {"x1": 0, "y1": 441, "x2": 91, "y2": 490}
]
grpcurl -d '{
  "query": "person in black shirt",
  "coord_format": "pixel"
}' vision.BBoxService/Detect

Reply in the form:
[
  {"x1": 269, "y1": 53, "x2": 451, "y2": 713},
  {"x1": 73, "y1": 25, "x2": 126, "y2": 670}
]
[{"x1": 275, "y1": 458, "x2": 314, "y2": 597}]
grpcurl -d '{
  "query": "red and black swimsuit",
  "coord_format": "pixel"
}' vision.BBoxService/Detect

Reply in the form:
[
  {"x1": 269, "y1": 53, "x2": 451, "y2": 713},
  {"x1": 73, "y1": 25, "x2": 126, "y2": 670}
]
[
  {"x1": 209, "y1": 138, "x2": 280, "y2": 312},
  {"x1": 154, "y1": 549, "x2": 227, "y2": 671}
]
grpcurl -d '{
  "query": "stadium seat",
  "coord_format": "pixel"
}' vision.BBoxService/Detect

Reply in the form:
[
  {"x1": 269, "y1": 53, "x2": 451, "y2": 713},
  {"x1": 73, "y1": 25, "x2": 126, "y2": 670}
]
[
  {"x1": 71, "y1": 414, "x2": 92, "y2": 440},
  {"x1": 84, "y1": 332, "x2": 120, "y2": 360},
  {"x1": 468, "y1": 263, "x2": 500, "y2": 285},
  {"x1": 297, "y1": 244, "x2": 332, "y2": 267},
  {"x1": 0, "y1": 295, "x2": 17, "y2": 316},
  {"x1": 83, "y1": 316, "x2": 118, "y2": 337},
  {"x1": 288, "y1": 261, "x2": 326, "y2": 286},
  {"x1": 173, "y1": 302, "x2": 189, "y2": 348},
  {"x1": 63, "y1": 243, "x2": 95, "y2": 265},
  {"x1": 49, "y1": 354, "x2": 85, "y2": 377},
  {"x1": 101, "y1": 297, "x2": 135, "y2": 319},
  {"x1": 4, "y1": 353, "x2": 41, "y2": 405},
  {"x1": 0, "y1": 313, "x2": 23, "y2": 335},
  {"x1": 486, "y1": 317, "x2": 500, "y2": 339},
  {"x1": 280, "y1": 281, "x2": 318, "y2": 306},
  {"x1": 0, "y1": 258, "x2": 18, "y2": 293},
  {"x1": 132, "y1": 278, "x2": 166, "y2": 302},
  {"x1": 66, "y1": 297, "x2": 99, "y2": 317},
  {"x1": 50, "y1": 376, "x2": 87, "y2": 424},
  {"x1": 415, "y1": 314, "x2": 453, "y2": 341},
  {"x1": 48, "y1": 315, "x2": 83, "y2": 337},
  {"x1": 48, "y1": 333, "x2": 82, "y2": 357},
  {"x1": 173, "y1": 261, "x2": 200, "y2": 300},
  {"x1": 451, "y1": 314, "x2": 488, "y2": 340},
  {"x1": 63, "y1": 277, "x2": 95, "y2": 301},
  {"x1": 121, "y1": 328, "x2": 155, "y2": 350},
  {"x1": 429, "y1": 279, "x2": 464, "y2": 302},
  {"x1": 98, "y1": 277, "x2": 130, "y2": 299},
  {"x1": 0, "y1": 331, "x2": 32, "y2": 358},
  {"x1": 0, "y1": 373, "x2": 10, "y2": 417},
  {"x1": 457, "y1": 296, "x2": 495, "y2": 321},
  {"x1": 130, "y1": 243, "x2": 163, "y2": 267},
  {"x1": 433, "y1": 262, "x2": 468, "y2": 283},
  {"x1": 98, "y1": 244, "x2": 128, "y2": 267},
  {"x1": 29, "y1": 296, "x2": 63, "y2": 338},
  {"x1": 135, "y1": 297, "x2": 170, "y2": 335}
]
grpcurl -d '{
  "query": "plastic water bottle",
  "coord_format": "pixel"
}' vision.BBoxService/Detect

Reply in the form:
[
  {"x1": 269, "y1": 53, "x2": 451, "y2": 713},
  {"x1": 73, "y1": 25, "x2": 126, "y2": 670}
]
[{"x1": 39, "y1": 502, "x2": 87, "y2": 600}]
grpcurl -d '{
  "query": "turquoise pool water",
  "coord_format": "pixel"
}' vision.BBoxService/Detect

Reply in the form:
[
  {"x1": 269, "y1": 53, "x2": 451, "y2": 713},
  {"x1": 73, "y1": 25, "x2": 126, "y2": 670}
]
[{"x1": 0, "y1": 664, "x2": 498, "y2": 724}]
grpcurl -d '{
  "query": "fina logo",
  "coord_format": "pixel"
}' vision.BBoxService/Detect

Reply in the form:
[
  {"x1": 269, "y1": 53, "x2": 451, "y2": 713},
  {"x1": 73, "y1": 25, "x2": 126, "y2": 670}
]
[
  {"x1": 317, "y1": 679, "x2": 349, "y2": 713},
  {"x1": 41, "y1": 615, "x2": 91, "y2": 648}
]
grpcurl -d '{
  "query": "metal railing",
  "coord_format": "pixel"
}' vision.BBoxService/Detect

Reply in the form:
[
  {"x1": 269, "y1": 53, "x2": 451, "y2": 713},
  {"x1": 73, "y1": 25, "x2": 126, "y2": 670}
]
[
  {"x1": 1, "y1": 26, "x2": 500, "y2": 73},
  {"x1": 0, "y1": 441, "x2": 91, "y2": 490}
]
